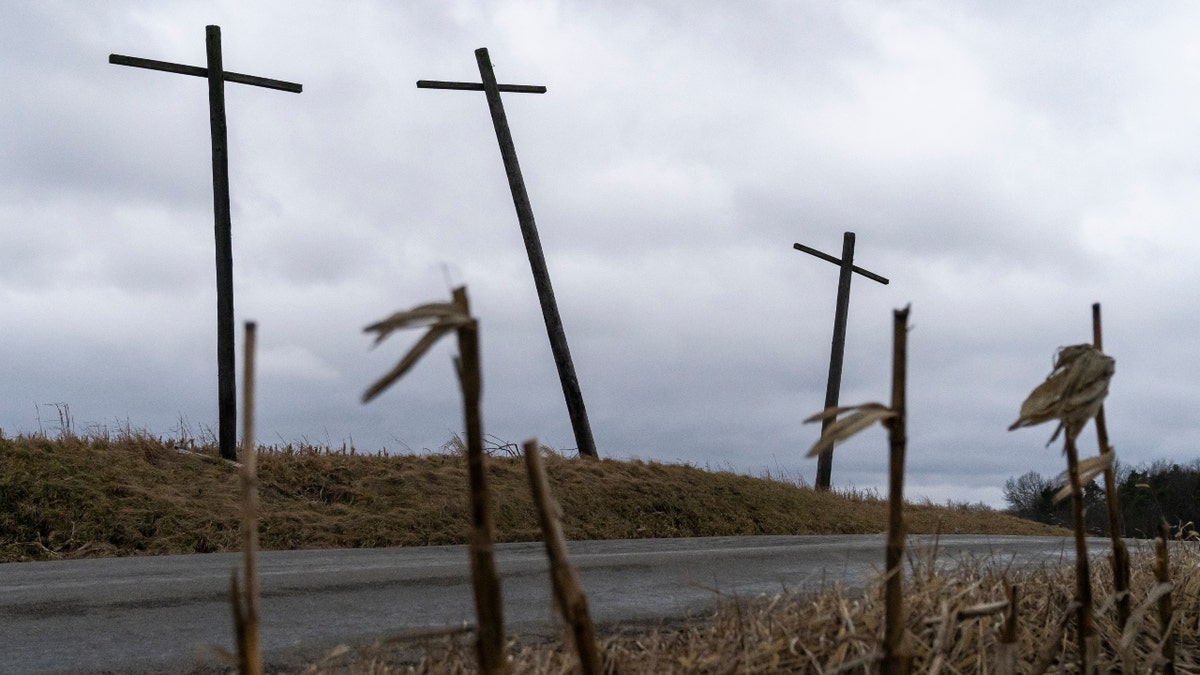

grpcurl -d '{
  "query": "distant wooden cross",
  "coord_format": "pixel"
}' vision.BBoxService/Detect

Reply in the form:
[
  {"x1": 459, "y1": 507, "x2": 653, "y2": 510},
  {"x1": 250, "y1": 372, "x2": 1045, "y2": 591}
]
[
  {"x1": 110, "y1": 26, "x2": 302, "y2": 461},
  {"x1": 794, "y1": 232, "x2": 889, "y2": 490},
  {"x1": 418, "y1": 47, "x2": 599, "y2": 459}
]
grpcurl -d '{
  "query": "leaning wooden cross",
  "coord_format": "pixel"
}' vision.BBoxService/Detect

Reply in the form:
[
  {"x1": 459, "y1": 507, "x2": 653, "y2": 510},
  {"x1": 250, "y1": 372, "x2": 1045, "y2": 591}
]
[
  {"x1": 417, "y1": 48, "x2": 599, "y2": 459},
  {"x1": 109, "y1": 26, "x2": 302, "y2": 461},
  {"x1": 794, "y1": 232, "x2": 889, "y2": 490}
]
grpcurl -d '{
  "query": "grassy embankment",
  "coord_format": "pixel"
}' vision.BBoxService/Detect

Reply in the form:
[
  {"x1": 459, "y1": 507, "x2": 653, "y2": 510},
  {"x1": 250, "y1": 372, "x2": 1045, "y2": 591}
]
[
  {"x1": 6, "y1": 431, "x2": 1196, "y2": 672},
  {"x1": 0, "y1": 431, "x2": 1057, "y2": 563}
]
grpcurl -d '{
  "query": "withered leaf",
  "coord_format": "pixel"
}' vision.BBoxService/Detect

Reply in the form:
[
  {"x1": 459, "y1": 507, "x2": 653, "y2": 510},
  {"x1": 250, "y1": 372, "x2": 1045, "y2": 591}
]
[
  {"x1": 1009, "y1": 344, "x2": 1114, "y2": 445},
  {"x1": 1052, "y1": 451, "x2": 1115, "y2": 502},
  {"x1": 364, "y1": 302, "x2": 471, "y2": 346},
  {"x1": 362, "y1": 290, "x2": 475, "y2": 403},
  {"x1": 804, "y1": 403, "x2": 896, "y2": 457}
]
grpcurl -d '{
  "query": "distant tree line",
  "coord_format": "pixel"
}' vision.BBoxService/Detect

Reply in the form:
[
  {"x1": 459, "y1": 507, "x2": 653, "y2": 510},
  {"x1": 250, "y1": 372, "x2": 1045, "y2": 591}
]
[{"x1": 1003, "y1": 458, "x2": 1200, "y2": 538}]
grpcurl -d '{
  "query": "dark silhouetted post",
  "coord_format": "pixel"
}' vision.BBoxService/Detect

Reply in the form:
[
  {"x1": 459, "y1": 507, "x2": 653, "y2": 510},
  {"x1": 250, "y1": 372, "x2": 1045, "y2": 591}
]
[
  {"x1": 1091, "y1": 302, "x2": 1130, "y2": 632},
  {"x1": 794, "y1": 232, "x2": 889, "y2": 489},
  {"x1": 418, "y1": 48, "x2": 598, "y2": 459},
  {"x1": 882, "y1": 305, "x2": 911, "y2": 675},
  {"x1": 109, "y1": 26, "x2": 301, "y2": 460}
]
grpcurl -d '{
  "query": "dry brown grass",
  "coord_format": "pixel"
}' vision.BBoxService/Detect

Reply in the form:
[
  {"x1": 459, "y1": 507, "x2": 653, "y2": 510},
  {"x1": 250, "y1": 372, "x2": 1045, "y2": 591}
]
[
  {"x1": 0, "y1": 433, "x2": 1061, "y2": 564},
  {"x1": 311, "y1": 539, "x2": 1200, "y2": 674}
]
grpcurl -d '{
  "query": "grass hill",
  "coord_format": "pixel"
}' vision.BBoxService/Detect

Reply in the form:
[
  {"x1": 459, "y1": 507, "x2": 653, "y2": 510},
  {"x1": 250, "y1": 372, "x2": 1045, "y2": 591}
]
[
  {"x1": 0, "y1": 431, "x2": 1060, "y2": 563},
  {"x1": 7, "y1": 431, "x2": 1196, "y2": 673}
]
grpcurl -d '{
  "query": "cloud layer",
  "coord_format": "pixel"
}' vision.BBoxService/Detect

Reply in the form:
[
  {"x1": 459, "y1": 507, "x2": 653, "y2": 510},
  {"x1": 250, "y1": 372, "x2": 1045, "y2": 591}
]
[{"x1": 4, "y1": 2, "x2": 1199, "y2": 507}]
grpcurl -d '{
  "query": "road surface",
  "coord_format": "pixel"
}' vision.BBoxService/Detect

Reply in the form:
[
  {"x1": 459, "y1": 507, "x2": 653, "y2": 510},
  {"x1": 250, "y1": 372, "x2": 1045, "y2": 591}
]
[{"x1": 0, "y1": 534, "x2": 1119, "y2": 673}]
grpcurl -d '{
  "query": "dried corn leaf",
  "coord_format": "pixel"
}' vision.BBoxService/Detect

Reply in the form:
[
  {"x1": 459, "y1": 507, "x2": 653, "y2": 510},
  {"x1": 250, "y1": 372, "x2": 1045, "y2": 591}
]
[
  {"x1": 1048, "y1": 349, "x2": 1114, "y2": 443},
  {"x1": 1050, "y1": 483, "x2": 1076, "y2": 504},
  {"x1": 1052, "y1": 452, "x2": 1116, "y2": 502},
  {"x1": 803, "y1": 404, "x2": 885, "y2": 425},
  {"x1": 362, "y1": 324, "x2": 457, "y2": 403},
  {"x1": 364, "y1": 302, "x2": 471, "y2": 345},
  {"x1": 923, "y1": 602, "x2": 981, "y2": 627},
  {"x1": 805, "y1": 403, "x2": 896, "y2": 457},
  {"x1": 1009, "y1": 373, "x2": 1068, "y2": 431},
  {"x1": 953, "y1": 599, "x2": 1009, "y2": 621},
  {"x1": 362, "y1": 291, "x2": 475, "y2": 403},
  {"x1": 1009, "y1": 344, "x2": 1114, "y2": 445},
  {"x1": 1120, "y1": 581, "x2": 1175, "y2": 651},
  {"x1": 1054, "y1": 343, "x2": 1096, "y2": 369}
]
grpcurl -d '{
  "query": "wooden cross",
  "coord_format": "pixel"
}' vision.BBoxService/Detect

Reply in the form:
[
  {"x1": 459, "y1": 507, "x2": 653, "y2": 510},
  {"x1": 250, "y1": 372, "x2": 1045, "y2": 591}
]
[
  {"x1": 417, "y1": 48, "x2": 599, "y2": 459},
  {"x1": 110, "y1": 26, "x2": 302, "y2": 461},
  {"x1": 794, "y1": 232, "x2": 889, "y2": 490}
]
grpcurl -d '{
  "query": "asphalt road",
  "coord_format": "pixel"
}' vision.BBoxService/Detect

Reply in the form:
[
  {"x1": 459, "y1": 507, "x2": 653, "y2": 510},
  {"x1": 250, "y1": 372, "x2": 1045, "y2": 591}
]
[{"x1": 0, "y1": 534, "x2": 1115, "y2": 673}]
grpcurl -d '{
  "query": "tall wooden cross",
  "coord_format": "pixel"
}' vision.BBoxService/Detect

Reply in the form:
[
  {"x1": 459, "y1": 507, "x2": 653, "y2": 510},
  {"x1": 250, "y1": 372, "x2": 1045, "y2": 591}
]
[
  {"x1": 110, "y1": 26, "x2": 302, "y2": 461},
  {"x1": 794, "y1": 232, "x2": 889, "y2": 490},
  {"x1": 417, "y1": 47, "x2": 599, "y2": 459}
]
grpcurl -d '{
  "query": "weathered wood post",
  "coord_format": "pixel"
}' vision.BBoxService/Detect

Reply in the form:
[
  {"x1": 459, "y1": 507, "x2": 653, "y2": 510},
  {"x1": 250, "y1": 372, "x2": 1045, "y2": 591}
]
[
  {"x1": 417, "y1": 48, "x2": 599, "y2": 459},
  {"x1": 793, "y1": 232, "x2": 889, "y2": 489},
  {"x1": 231, "y1": 320, "x2": 262, "y2": 675},
  {"x1": 522, "y1": 438, "x2": 602, "y2": 674},
  {"x1": 109, "y1": 26, "x2": 301, "y2": 460},
  {"x1": 881, "y1": 305, "x2": 911, "y2": 675},
  {"x1": 1154, "y1": 519, "x2": 1177, "y2": 675}
]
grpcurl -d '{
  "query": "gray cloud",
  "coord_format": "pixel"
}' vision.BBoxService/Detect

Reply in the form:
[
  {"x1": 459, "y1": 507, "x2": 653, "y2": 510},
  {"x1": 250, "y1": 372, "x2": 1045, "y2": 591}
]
[{"x1": 3, "y1": 1, "x2": 1199, "y2": 507}]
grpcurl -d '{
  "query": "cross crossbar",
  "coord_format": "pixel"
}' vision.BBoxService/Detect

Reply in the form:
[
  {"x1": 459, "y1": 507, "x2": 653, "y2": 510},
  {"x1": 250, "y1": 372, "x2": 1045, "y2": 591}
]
[
  {"x1": 417, "y1": 80, "x2": 546, "y2": 94},
  {"x1": 793, "y1": 242, "x2": 889, "y2": 285},
  {"x1": 109, "y1": 54, "x2": 303, "y2": 93}
]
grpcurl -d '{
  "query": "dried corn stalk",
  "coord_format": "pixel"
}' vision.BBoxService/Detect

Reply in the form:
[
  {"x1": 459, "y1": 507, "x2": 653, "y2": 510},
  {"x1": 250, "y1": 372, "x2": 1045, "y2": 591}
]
[
  {"x1": 362, "y1": 287, "x2": 508, "y2": 674},
  {"x1": 804, "y1": 306, "x2": 912, "y2": 674},
  {"x1": 1010, "y1": 342, "x2": 1115, "y2": 675},
  {"x1": 231, "y1": 320, "x2": 262, "y2": 675}
]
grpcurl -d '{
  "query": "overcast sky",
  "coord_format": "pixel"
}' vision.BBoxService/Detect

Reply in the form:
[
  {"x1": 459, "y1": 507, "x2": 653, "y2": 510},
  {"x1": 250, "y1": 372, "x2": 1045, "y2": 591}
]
[{"x1": 3, "y1": 2, "x2": 1199, "y2": 508}]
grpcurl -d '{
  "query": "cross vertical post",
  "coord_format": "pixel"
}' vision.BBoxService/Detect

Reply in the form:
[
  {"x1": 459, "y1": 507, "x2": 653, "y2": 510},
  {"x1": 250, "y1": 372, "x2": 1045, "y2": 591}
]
[
  {"x1": 206, "y1": 26, "x2": 237, "y2": 466},
  {"x1": 794, "y1": 232, "x2": 889, "y2": 490},
  {"x1": 110, "y1": 26, "x2": 302, "y2": 461},
  {"x1": 417, "y1": 47, "x2": 599, "y2": 459}
]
